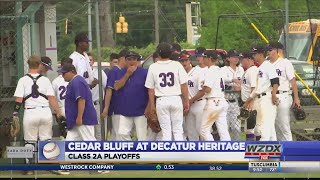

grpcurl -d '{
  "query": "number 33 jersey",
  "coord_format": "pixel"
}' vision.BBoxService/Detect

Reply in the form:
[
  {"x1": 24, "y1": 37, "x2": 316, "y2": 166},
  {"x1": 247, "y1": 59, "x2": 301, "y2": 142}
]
[
  {"x1": 52, "y1": 75, "x2": 69, "y2": 108},
  {"x1": 145, "y1": 60, "x2": 188, "y2": 97}
]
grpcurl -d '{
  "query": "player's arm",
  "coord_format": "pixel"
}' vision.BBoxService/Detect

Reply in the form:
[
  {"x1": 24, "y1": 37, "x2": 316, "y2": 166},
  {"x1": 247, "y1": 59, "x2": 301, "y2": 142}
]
[
  {"x1": 286, "y1": 61, "x2": 301, "y2": 107},
  {"x1": 181, "y1": 83, "x2": 189, "y2": 109},
  {"x1": 114, "y1": 66, "x2": 136, "y2": 91},
  {"x1": 190, "y1": 90, "x2": 205, "y2": 104},
  {"x1": 101, "y1": 88, "x2": 112, "y2": 119},
  {"x1": 76, "y1": 97, "x2": 85, "y2": 126},
  {"x1": 48, "y1": 96, "x2": 62, "y2": 117},
  {"x1": 148, "y1": 88, "x2": 156, "y2": 115}
]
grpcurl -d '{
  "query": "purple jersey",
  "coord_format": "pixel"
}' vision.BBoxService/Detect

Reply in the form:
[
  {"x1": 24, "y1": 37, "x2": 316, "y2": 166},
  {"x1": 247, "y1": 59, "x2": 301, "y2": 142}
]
[
  {"x1": 65, "y1": 75, "x2": 98, "y2": 129},
  {"x1": 118, "y1": 67, "x2": 148, "y2": 116},
  {"x1": 106, "y1": 66, "x2": 123, "y2": 116}
]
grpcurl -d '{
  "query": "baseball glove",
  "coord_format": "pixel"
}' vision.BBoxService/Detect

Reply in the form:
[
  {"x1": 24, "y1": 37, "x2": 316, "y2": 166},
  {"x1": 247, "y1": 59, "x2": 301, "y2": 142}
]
[
  {"x1": 10, "y1": 116, "x2": 20, "y2": 138},
  {"x1": 238, "y1": 107, "x2": 250, "y2": 121},
  {"x1": 292, "y1": 106, "x2": 306, "y2": 121},
  {"x1": 56, "y1": 115, "x2": 68, "y2": 138},
  {"x1": 147, "y1": 114, "x2": 161, "y2": 133},
  {"x1": 238, "y1": 107, "x2": 257, "y2": 129}
]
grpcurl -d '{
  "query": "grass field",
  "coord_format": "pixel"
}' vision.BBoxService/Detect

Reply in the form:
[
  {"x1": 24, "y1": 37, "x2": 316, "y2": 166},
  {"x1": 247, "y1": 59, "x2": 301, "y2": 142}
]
[{"x1": 1, "y1": 170, "x2": 320, "y2": 178}]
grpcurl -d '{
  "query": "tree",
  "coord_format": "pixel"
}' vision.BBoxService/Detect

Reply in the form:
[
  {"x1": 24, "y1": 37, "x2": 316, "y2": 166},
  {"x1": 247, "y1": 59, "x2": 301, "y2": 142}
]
[{"x1": 99, "y1": 0, "x2": 115, "y2": 47}]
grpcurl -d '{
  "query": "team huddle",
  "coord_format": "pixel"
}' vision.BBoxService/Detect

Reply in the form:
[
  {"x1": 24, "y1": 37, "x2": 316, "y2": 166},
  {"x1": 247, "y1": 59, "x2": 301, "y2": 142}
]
[{"x1": 12, "y1": 32, "x2": 301, "y2": 174}]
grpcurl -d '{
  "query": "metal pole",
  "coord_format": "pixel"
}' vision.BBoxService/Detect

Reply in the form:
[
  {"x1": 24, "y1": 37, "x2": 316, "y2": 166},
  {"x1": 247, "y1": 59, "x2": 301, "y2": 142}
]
[
  {"x1": 214, "y1": 16, "x2": 221, "y2": 50},
  {"x1": 154, "y1": 0, "x2": 159, "y2": 45},
  {"x1": 88, "y1": 0, "x2": 93, "y2": 51},
  {"x1": 95, "y1": 0, "x2": 105, "y2": 140},
  {"x1": 285, "y1": 0, "x2": 289, "y2": 56}
]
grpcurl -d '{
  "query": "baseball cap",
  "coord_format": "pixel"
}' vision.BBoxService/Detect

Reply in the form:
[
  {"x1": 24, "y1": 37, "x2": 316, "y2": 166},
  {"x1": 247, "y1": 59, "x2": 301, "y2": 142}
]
[
  {"x1": 251, "y1": 46, "x2": 265, "y2": 54},
  {"x1": 195, "y1": 47, "x2": 206, "y2": 57},
  {"x1": 171, "y1": 43, "x2": 181, "y2": 52},
  {"x1": 125, "y1": 51, "x2": 142, "y2": 61},
  {"x1": 60, "y1": 63, "x2": 76, "y2": 74},
  {"x1": 203, "y1": 50, "x2": 219, "y2": 59},
  {"x1": 74, "y1": 32, "x2": 91, "y2": 45},
  {"x1": 240, "y1": 51, "x2": 254, "y2": 60},
  {"x1": 178, "y1": 51, "x2": 191, "y2": 60},
  {"x1": 227, "y1": 50, "x2": 240, "y2": 57},
  {"x1": 41, "y1": 56, "x2": 52, "y2": 70},
  {"x1": 157, "y1": 42, "x2": 173, "y2": 54},
  {"x1": 266, "y1": 42, "x2": 284, "y2": 51}
]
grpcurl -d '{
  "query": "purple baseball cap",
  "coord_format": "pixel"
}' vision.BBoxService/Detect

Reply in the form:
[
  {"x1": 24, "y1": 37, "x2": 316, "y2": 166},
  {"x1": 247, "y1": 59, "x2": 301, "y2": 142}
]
[{"x1": 41, "y1": 56, "x2": 53, "y2": 70}]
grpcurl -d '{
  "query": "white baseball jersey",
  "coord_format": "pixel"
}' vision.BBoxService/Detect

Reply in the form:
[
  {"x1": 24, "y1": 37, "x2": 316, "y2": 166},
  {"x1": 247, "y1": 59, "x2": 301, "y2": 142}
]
[
  {"x1": 52, "y1": 75, "x2": 69, "y2": 108},
  {"x1": 241, "y1": 66, "x2": 259, "y2": 101},
  {"x1": 187, "y1": 66, "x2": 206, "y2": 99},
  {"x1": 221, "y1": 66, "x2": 244, "y2": 87},
  {"x1": 254, "y1": 60, "x2": 279, "y2": 94},
  {"x1": 91, "y1": 67, "x2": 108, "y2": 102},
  {"x1": 204, "y1": 65, "x2": 225, "y2": 98},
  {"x1": 14, "y1": 73, "x2": 55, "y2": 108},
  {"x1": 270, "y1": 58, "x2": 295, "y2": 91},
  {"x1": 145, "y1": 60, "x2": 188, "y2": 97},
  {"x1": 69, "y1": 51, "x2": 94, "y2": 84}
]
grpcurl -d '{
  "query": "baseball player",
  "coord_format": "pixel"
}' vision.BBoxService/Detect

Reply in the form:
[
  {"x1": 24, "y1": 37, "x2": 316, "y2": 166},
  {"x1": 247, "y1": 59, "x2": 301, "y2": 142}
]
[
  {"x1": 114, "y1": 51, "x2": 148, "y2": 141},
  {"x1": 221, "y1": 50, "x2": 244, "y2": 140},
  {"x1": 101, "y1": 49, "x2": 129, "y2": 140},
  {"x1": 88, "y1": 53, "x2": 108, "y2": 141},
  {"x1": 52, "y1": 58, "x2": 73, "y2": 117},
  {"x1": 200, "y1": 50, "x2": 231, "y2": 141},
  {"x1": 104, "y1": 53, "x2": 119, "y2": 76},
  {"x1": 239, "y1": 52, "x2": 259, "y2": 141},
  {"x1": 267, "y1": 42, "x2": 301, "y2": 141},
  {"x1": 178, "y1": 52, "x2": 206, "y2": 141},
  {"x1": 145, "y1": 42, "x2": 189, "y2": 141},
  {"x1": 13, "y1": 55, "x2": 62, "y2": 175},
  {"x1": 244, "y1": 46, "x2": 280, "y2": 141},
  {"x1": 69, "y1": 32, "x2": 98, "y2": 89}
]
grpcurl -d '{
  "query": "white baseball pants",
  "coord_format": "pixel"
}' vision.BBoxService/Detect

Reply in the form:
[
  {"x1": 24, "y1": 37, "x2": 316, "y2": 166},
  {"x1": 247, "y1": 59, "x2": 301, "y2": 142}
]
[
  {"x1": 94, "y1": 103, "x2": 103, "y2": 140},
  {"x1": 156, "y1": 96, "x2": 184, "y2": 141},
  {"x1": 65, "y1": 125, "x2": 96, "y2": 141},
  {"x1": 227, "y1": 101, "x2": 241, "y2": 140},
  {"x1": 111, "y1": 114, "x2": 120, "y2": 140},
  {"x1": 23, "y1": 107, "x2": 53, "y2": 141},
  {"x1": 255, "y1": 93, "x2": 277, "y2": 141},
  {"x1": 147, "y1": 128, "x2": 163, "y2": 141},
  {"x1": 275, "y1": 93, "x2": 293, "y2": 141},
  {"x1": 118, "y1": 115, "x2": 147, "y2": 141},
  {"x1": 200, "y1": 98, "x2": 231, "y2": 141},
  {"x1": 185, "y1": 99, "x2": 206, "y2": 141}
]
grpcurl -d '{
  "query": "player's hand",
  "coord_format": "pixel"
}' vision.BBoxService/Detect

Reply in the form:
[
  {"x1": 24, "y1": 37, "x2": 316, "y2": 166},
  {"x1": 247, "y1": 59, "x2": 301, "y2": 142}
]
[
  {"x1": 76, "y1": 117, "x2": 82, "y2": 126},
  {"x1": 126, "y1": 65, "x2": 137, "y2": 76},
  {"x1": 272, "y1": 95, "x2": 279, "y2": 106},
  {"x1": 233, "y1": 85, "x2": 241, "y2": 92},
  {"x1": 101, "y1": 108, "x2": 108, "y2": 119},
  {"x1": 90, "y1": 78, "x2": 99, "y2": 88},
  {"x1": 232, "y1": 79, "x2": 241, "y2": 84},
  {"x1": 144, "y1": 107, "x2": 151, "y2": 119},
  {"x1": 183, "y1": 100, "x2": 190, "y2": 113},
  {"x1": 292, "y1": 98, "x2": 301, "y2": 109}
]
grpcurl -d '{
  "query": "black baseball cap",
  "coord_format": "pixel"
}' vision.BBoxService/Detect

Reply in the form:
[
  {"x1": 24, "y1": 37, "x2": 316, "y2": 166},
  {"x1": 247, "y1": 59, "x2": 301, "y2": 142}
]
[
  {"x1": 240, "y1": 51, "x2": 254, "y2": 60},
  {"x1": 125, "y1": 51, "x2": 142, "y2": 61},
  {"x1": 251, "y1": 46, "x2": 265, "y2": 54},
  {"x1": 227, "y1": 50, "x2": 240, "y2": 57},
  {"x1": 195, "y1": 47, "x2": 206, "y2": 57},
  {"x1": 171, "y1": 43, "x2": 181, "y2": 52},
  {"x1": 266, "y1": 42, "x2": 284, "y2": 51},
  {"x1": 203, "y1": 50, "x2": 218, "y2": 59},
  {"x1": 74, "y1": 32, "x2": 91, "y2": 45},
  {"x1": 41, "y1": 56, "x2": 52, "y2": 70},
  {"x1": 60, "y1": 63, "x2": 76, "y2": 74}
]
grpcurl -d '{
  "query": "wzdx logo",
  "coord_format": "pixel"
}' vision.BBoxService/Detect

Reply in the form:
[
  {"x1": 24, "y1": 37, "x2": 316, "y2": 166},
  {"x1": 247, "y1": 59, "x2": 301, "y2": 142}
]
[{"x1": 245, "y1": 144, "x2": 282, "y2": 160}]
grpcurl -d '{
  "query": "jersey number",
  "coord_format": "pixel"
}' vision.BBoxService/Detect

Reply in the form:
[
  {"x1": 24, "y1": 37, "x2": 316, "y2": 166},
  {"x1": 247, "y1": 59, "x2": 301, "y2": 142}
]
[
  {"x1": 59, "y1": 86, "x2": 67, "y2": 100},
  {"x1": 159, "y1": 72, "x2": 175, "y2": 87},
  {"x1": 83, "y1": 71, "x2": 89, "y2": 78},
  {"x1": 220, "y1": 78, "x2": 225, "y2": 91}
]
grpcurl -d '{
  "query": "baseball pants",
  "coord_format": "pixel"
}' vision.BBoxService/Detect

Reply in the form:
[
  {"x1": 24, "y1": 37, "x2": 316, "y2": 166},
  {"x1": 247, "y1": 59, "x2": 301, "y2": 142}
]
[
  {"x1": 23, "y1": 107, "x2": 53, "y2": 141},
  {"x1": 118, "y1": 115, "x2": 147, "y2": 141},
  {"x1": 156, "y1": 96, "x2": 184, "y2": 141},
  {"x1": 255, "y1": 93, "x2": 277, "y2": 141},
  {"x1": 200, "y1": 97, "x2": 231, "y2": 141},
  {"x1": 227, "y1": 101, "x2": 241, "y2": 140},
  {"x1": 94, "y1": 103, "x2": 104, "y2": 140},
  {"x1": 65, "y1": 125, "x2": 96, "y2": 141},
  {"x1": 111, "y1": 114, "x2": 120, "y2": 140},
  {"x1": 185, "y1": 99, "x2": 206, "y2": 141},
  {"x1": 147, "y1": 128, "x2": 162, "y2": 141},
  {"x1": 275, "y1": 93, "x2": 293, "y2": 141}
]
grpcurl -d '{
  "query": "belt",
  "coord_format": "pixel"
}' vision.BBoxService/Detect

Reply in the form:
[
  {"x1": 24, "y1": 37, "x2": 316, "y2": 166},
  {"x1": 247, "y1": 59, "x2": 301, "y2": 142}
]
[
  {"x1": 94, "y1": 100, "x2": 100, "y2": 105},
  {"x1": 205, "y1": 97, "x2": 222, "y2": 100},
  {"x1": 257, "y1": 93, "x2": 267, "y2": 98},
  {"x1": 228, "y1": 99, "x2": 237, "y2": 103},
  {"x1": 276, "y1": 90, "x2": 288, "y2": 94},
  {"x1": 25, "y1": 106, "x2": 48, "y2": 110}
]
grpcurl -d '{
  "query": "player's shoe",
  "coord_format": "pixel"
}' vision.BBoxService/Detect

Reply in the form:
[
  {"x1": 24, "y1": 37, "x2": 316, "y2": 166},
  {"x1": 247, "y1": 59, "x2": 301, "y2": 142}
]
[{"x1": 51, "y1": 170, "x2": 70, "y2": 175}]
